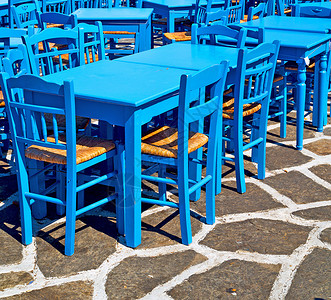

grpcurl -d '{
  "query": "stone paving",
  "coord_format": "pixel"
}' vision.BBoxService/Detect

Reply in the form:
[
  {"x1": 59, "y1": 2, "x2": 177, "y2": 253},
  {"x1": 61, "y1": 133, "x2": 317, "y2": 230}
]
[{"x1": 0, "y1": 112, "x2": 330, "y2": 299}]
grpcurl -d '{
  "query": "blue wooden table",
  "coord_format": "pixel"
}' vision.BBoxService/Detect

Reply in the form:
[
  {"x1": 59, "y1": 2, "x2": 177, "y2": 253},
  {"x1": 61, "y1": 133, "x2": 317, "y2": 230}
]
[
  {"x1": 72, "y1": 7, "x2": 154, "y2": 51},
  {"x1": 241, "y1": 22, "x2": 331, "y2": 150},
  {"x1": 41, "y1": 44, "x2": 238, "y2": 248},
  {"x1": 142, "y1": 0, "x2": 225, "y2": 33}
]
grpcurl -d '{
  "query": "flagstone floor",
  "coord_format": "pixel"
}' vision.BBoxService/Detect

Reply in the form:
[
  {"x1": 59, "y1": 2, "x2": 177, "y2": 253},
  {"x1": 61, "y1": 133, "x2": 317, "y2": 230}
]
[{"x1": 0, "y1": 112, "x2": 330, "y2": 299}]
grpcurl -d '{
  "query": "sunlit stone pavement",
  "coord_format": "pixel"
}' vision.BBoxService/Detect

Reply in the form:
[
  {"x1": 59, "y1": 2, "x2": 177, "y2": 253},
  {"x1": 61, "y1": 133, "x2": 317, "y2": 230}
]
[{"x1": 0, "y1": 111, "x2": 330, "y2": 299}]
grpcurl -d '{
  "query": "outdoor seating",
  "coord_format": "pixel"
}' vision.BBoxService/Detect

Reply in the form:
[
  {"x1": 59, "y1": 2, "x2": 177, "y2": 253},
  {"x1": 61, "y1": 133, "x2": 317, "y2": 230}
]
[
  {"x1": 37, "y1": 11, "x2": 77, "y2": 29},
  {"x1": 137, "y1": 61, "x2": 229, "y2": 245},
  {"x1": 11, "y1": 0, "x2": 40, "y2": 28}
]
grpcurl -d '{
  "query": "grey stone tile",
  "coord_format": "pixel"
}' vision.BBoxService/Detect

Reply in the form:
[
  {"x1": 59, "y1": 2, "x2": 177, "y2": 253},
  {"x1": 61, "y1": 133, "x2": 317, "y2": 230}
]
[
  {"x1": 266, "y1": 146, "x2": 312, "y2": 171},
  {"x1": 292, "y1": 206, "x2": 331, "y2": 222},
  {"x1": 305, "y1": 139, "x2": 331, "y2": 156},
  {"x1": 200, "y1": 219, "x2": 311, "y2": 255},
  {"x1": 168, "y1": 260, "x2": 280, "y2": 300},
  {"x1": 0, "y1": 272, "x2": 33, "y2": 292},
  {"x1": 3, "y1": 281, "x2": 93, "y2": 300},
  {"x1": 309, "y1": 164, "x2": 331, "y2": 183},
  {"x1": 324, "y1": 127, "x2": 331, "y2": 136},
  {"x1": 263, "y1": 171, "x2": 331, "y2": 204},
  {"x1": 36, "y1": 216, "x2": 118, "y2": 277},
  {"x1": 189, "y1": 181, "x2": 284, "y2": 217},
  {"x1": 286, "y1": 248, "x2": 331, "y2": 300},
  {"x1": 105, "y1": 250, "x2": 207, "y2": 299},
  {"x1": 320, "y1": 228, "x2": 331, "y2": 244},
  {"x1": 0, "y1": 204, "x2": 23, "y2": 265},
  {"x1": 138, "y1": 208, "x2": 203, "y2": 249}
]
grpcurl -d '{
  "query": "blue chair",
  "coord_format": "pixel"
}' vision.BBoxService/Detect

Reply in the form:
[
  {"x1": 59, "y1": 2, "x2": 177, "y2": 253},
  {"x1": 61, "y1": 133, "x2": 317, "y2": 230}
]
[
  {"x1": 11, "y1": 0, "x2": 41, "y2": 28},
  {"x1": 37, "y1": 11, "x2": 77, "y2": 29},
  {"x1": 22, "y1": 27, "x2": 80, "y2": 75},
  {"x1": 0, "y1": 72, "x2": 121, "y2": 255},
  {"x1": 191, "y1": 23, "x2": 247, "y2": 48},
  {"x1": 132, "y1": 61, "x2": 229, "y2": 245},
  {"x1": 219, "y1": 40, "x2": 280, "y2": 194},
  {"x1": 77, "y1": 21, "x2": 106, "y2": 65},
  {"x1": 41, "y1": 0, "x2": 71, "y2": 14},
  {"x1": 206, "y1": 0, "x2": 244, "y2": 25},
  {"x1": 247, "y1": 2, "x2": 267, "y2": 21}
]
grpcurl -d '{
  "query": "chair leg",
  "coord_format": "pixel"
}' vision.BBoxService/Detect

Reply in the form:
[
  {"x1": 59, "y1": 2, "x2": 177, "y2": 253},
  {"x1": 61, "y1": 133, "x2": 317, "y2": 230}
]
[
  {"x1": 177, "y1": 159, "x2": 192, "y2": 245},
  {"x1": 158, "y1": 164, "x2": 167, "y2": 202},
  {"x1": 56, "y1": 166, "x2": 65, "y2": 216},
  {"x1": 64, "y1": 168, "x2": 77, "y2": 256},
  {"x1": 234, "y1": 126, "x2": 246, "y2": 194},
  {"x1": 279, "y1": 78, "x2": 287, "y2": 138},
  {"x1": 115, "y1": 143, "x2": 125, "y2": 236}
]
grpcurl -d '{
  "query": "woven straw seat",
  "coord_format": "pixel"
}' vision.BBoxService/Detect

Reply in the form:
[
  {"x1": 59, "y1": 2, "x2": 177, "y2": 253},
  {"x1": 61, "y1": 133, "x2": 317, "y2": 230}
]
[
  {"x1": 285, "y1": 61, "x2": 315, "y2": 73},
  {"x1": 44, "y1": 114, "x2": 89, "y2": 130},
  {"x1": 222, "y1": 96, "x2": 262, "y2": 119},
  {"x1": 273, "y1": 73, "x2": 284, "y2": 83},
  {"x1": 141, "y1": 125, "x2": 208, "y2": 158},
  {"x1": 164, "y1": 31, "x2": 191, "y2": 42},
  {"x1": 25, "y1": 134, "x2": 115, "y2": 165},
  {"x1": 0, "y1": 101, "x2": 5, "y2": 108},
  {"x1": 240, "y1": 14, "x2": 259, "y2": 23}
]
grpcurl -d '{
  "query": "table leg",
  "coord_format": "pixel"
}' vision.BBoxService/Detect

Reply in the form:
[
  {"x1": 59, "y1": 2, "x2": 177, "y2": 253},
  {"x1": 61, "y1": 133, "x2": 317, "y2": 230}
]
[
  {"x1": 168, "y1": 11, "x2": 175, "y2": 33},
  {"x1": 317, "y1": 53, "x2": 328, "y2": 132},
  {"x1": 296, "y1": 59, "x2": 306, "y2": 150},
  {"x1": 124, "y1": 111, "x2": 142, "y2": 248}
]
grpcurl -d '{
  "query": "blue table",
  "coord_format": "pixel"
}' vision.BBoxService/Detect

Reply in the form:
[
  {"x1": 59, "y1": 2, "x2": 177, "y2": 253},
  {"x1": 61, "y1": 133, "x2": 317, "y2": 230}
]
[
  {"x1": 240, "y1": 24, "x2": 331, "y2": 150},
  {"x1": 72, "y1": 7, "x2": 154, "y2": 51},
  {"x1": 142, "y1": 0, "x2": 225, "y2": 33},
  {"x1": 42, "y1": 44, "x2": 238, "y2": 248}
]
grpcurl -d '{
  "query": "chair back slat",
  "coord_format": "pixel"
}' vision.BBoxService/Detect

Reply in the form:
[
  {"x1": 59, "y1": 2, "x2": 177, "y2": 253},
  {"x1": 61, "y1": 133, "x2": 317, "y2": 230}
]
[
  {"x1": 11, "y1": 0, "x2": 40, "y2": 28},
  {"x1": 38, "y1": 12, "x2": 77, "y2": 29}
]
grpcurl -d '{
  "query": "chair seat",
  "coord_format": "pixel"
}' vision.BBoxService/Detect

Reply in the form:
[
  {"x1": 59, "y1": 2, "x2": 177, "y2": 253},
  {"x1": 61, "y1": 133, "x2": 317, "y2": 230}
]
[
  {"x1": 164, "y1": 31, "x2": 191, "y2": 42},
  {"x1": 285, "y1": 61, "x2": 315, "y2": 73},
  {"x1": 273, "y1": 73, "x2": 284, "y2": 83},
  {"x1": 223, "y1": 96, "x2": 262, "y2": 119},
  {"x1": 25, "y1": 134, "x2": 115, "y2": 165},
  {"x1": 141, "y1": 125, "x2": 208, "y2": 158}
]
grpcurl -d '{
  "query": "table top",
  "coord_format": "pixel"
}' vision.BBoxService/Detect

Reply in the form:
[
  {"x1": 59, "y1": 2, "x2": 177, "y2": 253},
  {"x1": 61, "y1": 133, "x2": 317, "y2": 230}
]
[
  {"x1": 44, "y1": 60, "x2": 195, "y2": 107},
  {"x1": 118, "y1": 43, "x2": 239, "y2": 70},
  {"x1": 142, "y1": 0, "x2": 224, "y2": 9},
  {"x1": 72, "y1": 8, "x2": 154, "y2": 21},
  {"x1": 243, "y1": 16, "x2": 331, "y2": 34}
]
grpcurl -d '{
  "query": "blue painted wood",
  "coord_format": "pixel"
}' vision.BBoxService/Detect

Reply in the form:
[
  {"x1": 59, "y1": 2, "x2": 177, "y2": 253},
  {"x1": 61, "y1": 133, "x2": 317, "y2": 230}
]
[
  {"x1": 42, "y1": 0, "x2": 70, "y2": 14},
  {"x1": 247, "y1": 2, "x2": 266, "y2": 20},
  {"x1": 0, "y1": 73, "x2": 119, "y2": 255},
  {"x1": 72, "y1": 7, "x2": 153, "y2": 52},
  {"x1": 11, "y1": 0, "x2": 40, "y2": 28},
  {"x1": 38, "y1": 12, "x2": 77, "y2": 29}
]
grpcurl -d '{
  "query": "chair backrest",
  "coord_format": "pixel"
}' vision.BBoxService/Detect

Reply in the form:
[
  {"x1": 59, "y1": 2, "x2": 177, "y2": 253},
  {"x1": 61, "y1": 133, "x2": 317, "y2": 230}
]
[
  {"x1": 229, "y1": 24, "x2": 265, "y2": 44},
  {"x1": 247, "y1": 2, "x2": 267, "y2": 20},
  {"x1": 191, "y1": 0, "x2": 213, "y2": 24},
  {"x1": 0, "y1": 28, "x2": 26, "y2": 71},
  {"x1": 22, "y1": 27, "x2": 79, "y2": 75},
  {"x1": 293, "y1": 4, "x2": 331, "y2": 17},
  {"x1": 191, "y1": 23, "x2": 247, "y2": 48},
  {"x1": 11, "y1": 0, "x2": 41, "y2": 28},
  {"x1": 74, "y1": 0, "x2": 100, "y2": 9},
  {"x1": 177, "y1": 61, "x2": 229, "y2": 160},
  {"x1": 233, "y1": 40, "x2": 280, "y2": 119},
  {"x1": 2, "y1": 44, "x2": 31, "y2": 77},
  {"x1": 37, "y1": 12, "x2": 77, "y2": 29},
  {"x1": 0, "y1": 73, "x2": 76, "y2": 169},
  {"x1": 205, "y1": 0, "x2": 244, "y2": 25},
  {"x1": 41, "y1": 0, "x2": 71, "y2": 14},
  {"x1": 77, "y1": 21, "x2": 105, "y2": 65}
]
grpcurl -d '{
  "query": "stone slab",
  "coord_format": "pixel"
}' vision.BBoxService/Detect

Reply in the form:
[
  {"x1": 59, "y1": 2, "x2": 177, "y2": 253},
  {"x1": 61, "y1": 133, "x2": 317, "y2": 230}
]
[
  {"x1": 266, "y1": 146, "x2": 312, "y2": 171},
  {"x1": 309, "y1": 164, "x2": 331, "y2": 183},
  {"x1": 286, "y1": 248, "x2": 331, "y2": 300},
  {"x1": 190, "y1": 181, "x2": 284, "y2": 217},
  {"x1": 292, "y1": 206, "x2": 331, "y2": 222},
  {"x1": 168, "y1": 260, "x2": 281, "y2": 300},
  {"x1": 138, "y1": 208, "x2": 203, "y2": 249},
  {"x1": 106, "y1": 250, "x2": 207, "y2": 299},
  {"x1": 264, "y1": 171, "x2": 331, "y2": 204},
  {"x1": 0, "y1": 272, "x2": 33, "y2": 292},
  {"x1": 36, "y1": 216, "x2": 118, "y2": 278},
  {"x1": 305, "y1": 139, "x2": 331, "y2": 156},
  {"x1": 3, "y1": 281, "x2": 93, "y2": 300},
  {"x1": 201, "y1": 219, "x2": 312, "y2": 255},
  {"x1": 320, "y1": 228, "x2": 331, "y2": 244}
]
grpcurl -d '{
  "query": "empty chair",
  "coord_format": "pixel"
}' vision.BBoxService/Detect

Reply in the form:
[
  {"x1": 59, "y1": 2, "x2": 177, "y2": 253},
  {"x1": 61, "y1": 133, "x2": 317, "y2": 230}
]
[
  {"x1": 37, "y1": 12, "x2": 77, "y2": 29},
  {"x1": 219, "y1": 40, "x2": 280, "y2": 194},
  {"x1": 0, "y1": 72, "x2": 121, "y2": 255},
  {"x1": 78, "y1": 21, "x2": 105, "y2": 65},
  {"x1": 132, "y1": 61, "x2": 229, "y2": 245},
  {"x1": 292, "y1": 3, "x2": 331, "y2": 17},
  {"x1": 41, "y1": 0, "x2": 71, "y2": 14},
  {"x1": 11, "y1": 0, "x2": 41, "y2": 28},
  {"x1": 245, "y1": 2, "x2": 267, "y2": 21}
]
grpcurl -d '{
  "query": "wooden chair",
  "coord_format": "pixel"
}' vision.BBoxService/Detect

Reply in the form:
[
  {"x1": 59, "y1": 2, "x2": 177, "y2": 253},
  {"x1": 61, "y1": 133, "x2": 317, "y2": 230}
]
[
  {"x1": 133, "y1": 61, "x2": 229, "y2": 245},
  {"x1": 0, "y1": 72, "x2": 120, "y2": 255},
  {"x1": 10, "y1": 0, "x2": 41, "y2": 28},
  {"x1": 243, "y1": 2, "x2": 267, "y2": 22},
  {"x1": 219, "y1": 41, "x2": 280, "y2": 194},
  {"x1": 41, "y1": 0, "x2": 71, "y2": 14},
  {"x1": 77, "y1": 21, "x2": 105, "y2": 65},
  {"x1": 37, "y1": 11, "x2": 77, "y2": 29}
]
